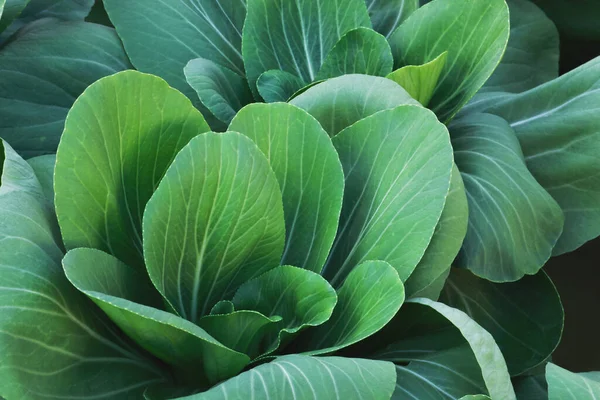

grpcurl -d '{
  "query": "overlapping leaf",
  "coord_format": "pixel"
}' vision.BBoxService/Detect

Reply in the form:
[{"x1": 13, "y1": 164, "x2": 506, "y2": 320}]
[
  {"x1": 366, "y1": 0, "x2": 418, "y2": 38},
  {"x1": 547, "y1": 363, "x2": 600, "y2": 400}
]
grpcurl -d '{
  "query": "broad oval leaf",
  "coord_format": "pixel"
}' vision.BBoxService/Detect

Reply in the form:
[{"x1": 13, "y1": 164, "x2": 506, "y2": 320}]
[
  {"x1": 55, "y1": 71, "x2": 209, "y2": 270},
  {"x1": 451, "y1": 113, "x2": 564, "y2": 281},
  {"x1": 0, "y1": 142, "x2": 167, "y2": 399},
  {"x1": 256, "y1": 69, "x2": 305, "y2": 103},
  {"x1": 290, "y1": 74, "x2": 418, "y2": 136},
  {"x1": 315, "y1": 27, "x2": 393, "y2": 81},
  {"x1": 297, "y1": 260, "x2": 404, "y2": 355},
  {"x1": 242, "y1": 0, "x2": 371, "y2": 92},
  {"x1": 480, "y1": 57, "x2": 600, "y2": 255},
  {"x1": 232, "y1": 265, "x2": 337, "y2": 355},
  {"x1": 547, "y1": 363, "x2": 600, "y2": 400},
  {"x1": 324, "y1": 106, "x2": 453, "y2": 285},
  {"x1": 404, "y1": 164, "x2": 468, "y2": 299},
  {"x1": 389, "y1": 0, "x2": 510, "y2": 122},
  {"x1": 63, "y1": 248, "x2": 249, "y2": 386},
  {"x1": 194, "y1": 355, "x2": 397, "y2": 400},
  {"x1": 184, "y1": 58, "x2": 253, "y2": 125},
  {"x1": 229, "y1": 103, "x2": 344, "y2": 273},
  {"x1": 386, "y1": 51, "x2": 448, "y2": 107},
  {"x1": 441, "y1": 268, "x2": 564, "y2": 376},
  {"x1": 143, "y1": 132, "x2": 285, "y2": 323},
  {"x1": 481, "y1": 0, "x2": 559, "y2": 94},
  {"x1": 366, "y1": 0, "x2": 418, "y2": 39},
  {"x1": 0, "y1": 18, "x2": 131, "y2": 157}
]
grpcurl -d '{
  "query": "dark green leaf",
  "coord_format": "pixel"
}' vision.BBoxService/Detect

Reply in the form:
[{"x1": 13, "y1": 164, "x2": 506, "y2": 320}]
[
  {"x1": 63, "y1": 248, "x2": 249, "y2": 386},
  {"x1": 297, "y1": 260, "x2": 404, "y2": 355},
  {"x1": 196, "y1": 355, "x2": 397, "y2": 400},
  {"x1": 530, "y1": 0, "x2": 600, "y2": 40},
  {"x1": 451, "y1": 113, "x2": 564, "y2": 281},
  {"x1": 315, "y1": 27, "x2": 393, "y2": 80},
  {"x1": 256, "y1": 70, "x2": 305, "y2": 103},
  {"x1": 232, "y1": 265, "x2": 337, "y2": 355},
  {"x1": 0, "y1": 141, "x2": 166, "y2": 399},
  {"x1": 0, "y1": 19, "x2": 131, "y2": 157},
  {"x1": 143, "y1": 132, "x2": 285, "y2": 322},
  {"x1": 547, "y1": 363, "x2": 600, "y2": 400},
  {"x1": 229, "y1": 103, "x2": 344, "y2": 273},
  {"x1": 184, "y1": 58, "x2": 253, "y2": 125},
  {"x1": 290, "y1": 74, "x2": 418, "y2": 136},
  {"x1": 242, "y1": 0, "x2": 371, "y2": 92},
  {"x1": 389, "y1": 0, "x2": 510, "y2": 122},
  {"x1": 325, "y1": 106, "x2": 453, "y2": 285},
  {"x1": 0, "y1": 0, "x2": 28, "y2": 33},
  {"x1": 366, "y1": 0, "x2": 418, "y2": 39},
  {"x1": 55, "y1": 71, "x2": 209, "y2": 269},
  {"x1": 513, "y1": 373, "x2": 548, "y2": 400},
  {"x1": 404, "y1": 164, "x2": 468, "y2": 299},
  {"x1": 386, "y1": 51, "x2": 447, "y2": 107},
  {"x1": 441, "y1": 268, "x2": 564, "y2": 376}
]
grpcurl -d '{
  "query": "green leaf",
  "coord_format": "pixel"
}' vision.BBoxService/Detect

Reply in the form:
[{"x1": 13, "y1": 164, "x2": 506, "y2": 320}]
[
  {"x1": 547, "y1": 363, "x2": 600, "y2": 400},
  {"x1": 55, "y1": 71, "x2": 209, "y2": 270},
  {"x1": 530, "y1": 0, "x2": 600, "y2": 40},
  {"x1": 389, "y1": 0, "x2": 510, "y2": 122},
  {"x1": 481, "y1": 0, "x2": 559, "y2": 93},
  {"x1": 460, "y1": 396, "x2": 492, "y2": 400},
  {"x1": 386, "y1": 51, "x2": 447, "y2": 107},
  {"x1": 297, "y1": 260, "x2": 404, "y2": 355},
  {"x1": 441, "y1": 268, "x2": 564, "y2": 376},
  {"x1": 513, "y1": 371, "x2": 548, "y2": 399},
  {"x1": 210, "y1": 300, "x2": 235, "y2": 315},
  {"x1": 242, "y1": 0, "x2": 371, "y2": 92},
  {"x1": 315, "y1": 27, "x2": 393, "y2": 81},
  {"x1": 232, "y1": 265, "x2": 337, "y2": 355},
  {"x1": 195, "y1": 355, "x2": 397, "y2": 400},
  {"x1": 63, "y1": 248, "x2": 249, "y2": 386},
  {"x1": 0, "y1": 19, "x2": 131, "y2": 157},
  {"x1": 451, "y1": 113, "x2": 564, "y2": 281},
  {"x1": 256, "y1": 70, "x2": 305, "y2": 103},
  {"x1": 184, "y1": 58, "x2": 253, "y2": 125},
  {"x1": 198, "y1": 311, "x2": 281, "y2": 360},
  {"x1": 27, "y1": 154, "x2": 55, "y2": 207},
  {"x1": 229, "y1": 103, "x2": 344, "y2": 273},
  {"x1": 367, "y1": 299, "x2": 516, "y2": 400},
  {"x1": 144, "y1": 132, "x2": 285, "y2": 323},
  {"x1": 290, "y1": 74, "x2": 418, "y2": 136},
  {"x1": 325, "y1": 106, "x2": 453, "y2": 286},
  {"x1": 404, "y1": 164, "x2": 468, "y2": 300},
  {"x1": 478, "y1": 57, "x2": 600, "y2": 255},
  {"x1": 366, "y1": 0, "x2": 418, "y2": 39},
  {"x1": 0, "y1": 0, "x2": 28, "y2": 33},
  {"x1": 0, "y1": 142, "x2": 167, "y2": 399}
]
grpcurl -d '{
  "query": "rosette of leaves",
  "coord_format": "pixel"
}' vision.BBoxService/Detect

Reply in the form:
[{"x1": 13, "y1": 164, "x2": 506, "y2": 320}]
[{"x1": 0, "y1": 69, "x2": 517, "y2": 399}]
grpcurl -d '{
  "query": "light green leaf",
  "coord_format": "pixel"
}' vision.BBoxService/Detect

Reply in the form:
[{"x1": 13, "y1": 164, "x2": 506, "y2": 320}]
[
  {"x1": 386, "y1": 51, "x2": 447, "y2": 107},
  {"x1": 479, "y1": 57, "x2": 600, "y2": 255},
  {"x1": 198, "y1": 311, "x2": 281, "y2": 360},
  {"x1": 27, "y1": 154, "x2": 55, "y2": 207},
  {"x1": 324, "y1": 106, "x2": 453, "y2": 286},
  {"x1": 367, "y1": 299, "x2": 516, "y2": 400},
  {"x1": 315, "y1": 27, "x2": 393, "y2": 81},
  {"x1": 229, "y1": 103, "x2": 344, "y2": 273},
  {"x1": 184, "y1": 58, "x2": 253, "y2": 125},
  {"x1": 481, "y1": 0, "x2": 559, "y2": 93},
  {"x1": 441, "y1": 268, "x2": 564, "y2": 376},
  {"x1": 405, "y1": 164, "x2": 468, "y2": 300},
  {"x1": 193, "y1": 355, "x2": 397, "y2": 400},
  {"x1": 0, "y1": 142, "x2": 167, "y2": 399},
  {"x1": 143, "y1": 132, "x2": 285, "y2": 322},
  {"x1": 366, "y1": 0, "x2": 418, "y2": 39},
  {"x1": 256, "y1": 70, "x2": 305, "y2": 103},
  {"x1": 63, "y1": 248, "x2": 249, "y2": 386},
  {"x1": 389, "y1": 0, "x2": 510, "y2": 122},
  {"x1": 290, "y1": 74, "x2": 418, "y2": 136},
  {"x1": 297, "y1": 260, "x2": 404, "y2": 355},
  {"x1": 232, "y1": 265, "x2": 337, "y2": 355},
  {"x1": 242, "y1": 0, "x2": 371, "y2": 92},
  {"x1": 451, "y1": 113, "x2": 564, "y2": 281},
  {"x1": 547, "y1": 363, "x2": 600, "y2": 400},
  {"x1": 0, "y1": 0, "x2": 28, "y2": 33},
  {"x1": 55, "y1": 71, "x2": 209, "y2": 270},
  {"x1": 0, "y1": 19, "x2": 131, "y2": 157}
]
